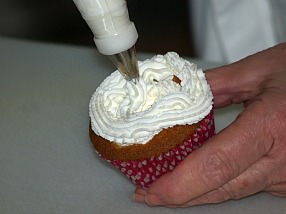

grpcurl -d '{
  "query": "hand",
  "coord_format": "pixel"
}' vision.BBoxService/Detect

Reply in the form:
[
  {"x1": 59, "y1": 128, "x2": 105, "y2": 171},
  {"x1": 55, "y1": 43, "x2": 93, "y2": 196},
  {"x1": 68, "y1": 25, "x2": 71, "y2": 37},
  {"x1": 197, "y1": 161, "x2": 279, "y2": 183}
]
[{"x1": 133, "y1": 43, "x2": 286, "y2": 207}]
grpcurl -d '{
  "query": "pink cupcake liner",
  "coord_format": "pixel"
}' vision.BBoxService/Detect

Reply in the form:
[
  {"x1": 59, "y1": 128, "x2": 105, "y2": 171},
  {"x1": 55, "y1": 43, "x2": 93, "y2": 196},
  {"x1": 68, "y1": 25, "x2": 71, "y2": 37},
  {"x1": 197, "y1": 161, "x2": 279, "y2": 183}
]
[{"x1": 100, "y1": 110, "x2": 215, "y2": 188}]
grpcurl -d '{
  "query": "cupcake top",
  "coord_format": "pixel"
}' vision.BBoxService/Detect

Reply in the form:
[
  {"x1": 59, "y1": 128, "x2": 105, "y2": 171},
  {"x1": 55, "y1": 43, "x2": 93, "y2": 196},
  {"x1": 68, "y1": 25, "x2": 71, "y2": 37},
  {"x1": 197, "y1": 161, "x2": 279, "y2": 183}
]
[{"x1": 89, "y1": 52, "x2": 213, "y2": 145}]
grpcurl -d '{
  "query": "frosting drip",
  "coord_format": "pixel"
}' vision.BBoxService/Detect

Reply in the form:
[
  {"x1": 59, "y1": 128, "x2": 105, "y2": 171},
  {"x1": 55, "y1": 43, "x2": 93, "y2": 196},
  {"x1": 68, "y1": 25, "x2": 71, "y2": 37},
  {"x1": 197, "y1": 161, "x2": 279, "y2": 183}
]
[{"x1": 89, "y1": 52, "x2": 213, "y2": 145}]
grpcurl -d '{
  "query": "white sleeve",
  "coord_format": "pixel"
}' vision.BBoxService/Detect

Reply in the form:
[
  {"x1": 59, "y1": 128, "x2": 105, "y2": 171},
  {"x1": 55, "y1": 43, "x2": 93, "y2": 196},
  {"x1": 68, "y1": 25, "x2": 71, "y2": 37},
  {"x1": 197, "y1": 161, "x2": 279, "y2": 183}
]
[{"x1": 189, "y1": 0, "x2": 282, "y2": 63}]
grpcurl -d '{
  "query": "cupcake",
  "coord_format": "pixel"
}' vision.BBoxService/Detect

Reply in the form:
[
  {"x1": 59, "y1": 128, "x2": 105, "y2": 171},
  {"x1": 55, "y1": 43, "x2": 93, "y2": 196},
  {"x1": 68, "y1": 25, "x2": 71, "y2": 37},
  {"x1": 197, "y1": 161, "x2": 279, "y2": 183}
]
[{"x1": 89, "y1": 52, "x2": 215, "y2": 188}]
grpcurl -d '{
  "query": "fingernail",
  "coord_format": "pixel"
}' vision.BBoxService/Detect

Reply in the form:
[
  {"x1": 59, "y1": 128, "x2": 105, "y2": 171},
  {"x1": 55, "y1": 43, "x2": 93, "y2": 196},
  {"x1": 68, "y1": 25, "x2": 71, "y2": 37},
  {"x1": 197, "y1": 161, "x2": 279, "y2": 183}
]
[
  {"x1": 145, "y1": 194, "x2": 163, "y2": 206},
  {"x1": 135, "y1": 187, "x2": 147, "y2": 196},
  {"x1": 133, "y1": 187, "x2": 147, "y2": 203},
  {"x1": 133, "y1": 188, "x2": 163, "y2": 206},
  {"x1": 133, "y1": 192, "x2": 145, "y2": 203}
]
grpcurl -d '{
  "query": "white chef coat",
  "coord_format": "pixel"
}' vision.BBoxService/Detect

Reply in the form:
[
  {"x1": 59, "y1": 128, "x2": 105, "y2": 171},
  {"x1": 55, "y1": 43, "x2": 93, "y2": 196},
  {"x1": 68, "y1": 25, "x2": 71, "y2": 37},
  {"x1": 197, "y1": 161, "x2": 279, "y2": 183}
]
[{"x1": 189, "y1": 0, "x2": 286, "y2": 63}]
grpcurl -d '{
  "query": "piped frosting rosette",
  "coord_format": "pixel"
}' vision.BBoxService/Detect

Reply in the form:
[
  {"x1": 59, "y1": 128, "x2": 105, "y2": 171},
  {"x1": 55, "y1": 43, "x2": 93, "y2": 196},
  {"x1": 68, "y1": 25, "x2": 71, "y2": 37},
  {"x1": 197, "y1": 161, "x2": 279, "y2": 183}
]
[{"x1": 89, "y1": 52, "x2": 213, "y2": 145}]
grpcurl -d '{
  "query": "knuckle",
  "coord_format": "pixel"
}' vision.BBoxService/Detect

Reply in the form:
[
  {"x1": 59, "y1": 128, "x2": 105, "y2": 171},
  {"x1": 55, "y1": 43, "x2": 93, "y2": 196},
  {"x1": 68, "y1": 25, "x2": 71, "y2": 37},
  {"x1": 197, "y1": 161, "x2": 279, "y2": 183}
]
[{"x1": 199, "y1": 150, "x2": 238, "y2": 189}]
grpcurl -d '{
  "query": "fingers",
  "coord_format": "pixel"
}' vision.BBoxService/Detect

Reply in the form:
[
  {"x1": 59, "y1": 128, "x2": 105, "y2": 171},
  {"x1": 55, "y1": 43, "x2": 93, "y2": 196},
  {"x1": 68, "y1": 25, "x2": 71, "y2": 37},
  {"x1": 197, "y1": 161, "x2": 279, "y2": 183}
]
[
  {"x1": 134, "y1": 148, "x2": 275, "y2": 207},
  {"x1": 184, "y1": 150, "x2": 286, "y2": 206},
  {"x1": 183, "y1": 155, "x2": 275, "y2": 207},
  {"x1": 268, "y1": 178, "x2": 286, "y2": 197},
  {"x1": 134, "y1": 102, "x2": 273, "y2": 206},
  {"x1": 205, "y1": 46, "x2": 281, "y2": 108},
  {"x1": 206, "y1": 64, "x2": 262, "y2": 108},
  {"x1": 206, "y1": 43, "x2": 286, "y2": 108},
  {"x1": 267, "y1": 182, "x2": 286, "y2": 197}
]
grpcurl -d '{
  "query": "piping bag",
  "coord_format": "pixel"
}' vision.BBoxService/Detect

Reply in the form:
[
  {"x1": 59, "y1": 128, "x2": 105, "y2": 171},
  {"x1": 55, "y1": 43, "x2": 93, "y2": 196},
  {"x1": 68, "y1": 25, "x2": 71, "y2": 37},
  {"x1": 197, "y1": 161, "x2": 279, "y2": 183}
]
[{"x1": 73, "y1": 0, "x2": 139, "y2": 81}]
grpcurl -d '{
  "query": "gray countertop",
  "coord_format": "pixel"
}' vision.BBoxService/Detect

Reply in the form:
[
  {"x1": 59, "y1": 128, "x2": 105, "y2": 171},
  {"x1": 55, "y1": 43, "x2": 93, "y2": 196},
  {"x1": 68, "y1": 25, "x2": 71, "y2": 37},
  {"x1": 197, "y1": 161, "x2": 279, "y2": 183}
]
[{"x1": 0, "y1": 37, "x2": 285, "y2": 214}]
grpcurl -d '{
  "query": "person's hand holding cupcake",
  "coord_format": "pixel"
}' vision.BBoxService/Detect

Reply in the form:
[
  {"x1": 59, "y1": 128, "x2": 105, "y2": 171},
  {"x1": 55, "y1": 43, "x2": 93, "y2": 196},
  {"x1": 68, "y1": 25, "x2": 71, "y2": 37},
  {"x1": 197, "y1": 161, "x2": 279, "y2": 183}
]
[{"x1": 134, "y1": 43, "x2": 286, "y2": 207}]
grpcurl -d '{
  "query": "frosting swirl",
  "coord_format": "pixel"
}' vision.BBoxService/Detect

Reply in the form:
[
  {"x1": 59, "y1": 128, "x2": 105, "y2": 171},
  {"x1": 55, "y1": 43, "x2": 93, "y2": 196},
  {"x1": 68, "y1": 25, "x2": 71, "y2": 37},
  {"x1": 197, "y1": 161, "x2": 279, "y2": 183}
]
[{"x1": 89, "y1": 52, "x2": 213, "y2": 145}]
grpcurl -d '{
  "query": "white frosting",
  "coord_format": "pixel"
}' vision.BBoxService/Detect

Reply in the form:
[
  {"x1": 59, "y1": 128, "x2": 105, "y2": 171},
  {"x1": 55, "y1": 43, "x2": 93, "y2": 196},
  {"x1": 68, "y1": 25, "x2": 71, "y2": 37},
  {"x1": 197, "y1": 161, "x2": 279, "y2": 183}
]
[{"x1": 89, "y1": 52, "x2": 213, "y2": 145}]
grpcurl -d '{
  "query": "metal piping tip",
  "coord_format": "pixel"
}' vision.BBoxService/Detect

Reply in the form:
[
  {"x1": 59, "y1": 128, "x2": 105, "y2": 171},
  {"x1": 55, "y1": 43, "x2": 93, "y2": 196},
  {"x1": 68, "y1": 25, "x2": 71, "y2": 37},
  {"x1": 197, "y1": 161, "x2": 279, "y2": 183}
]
[{"x1": 109, "y1": 45, "x2": 139, "y2": 83}]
